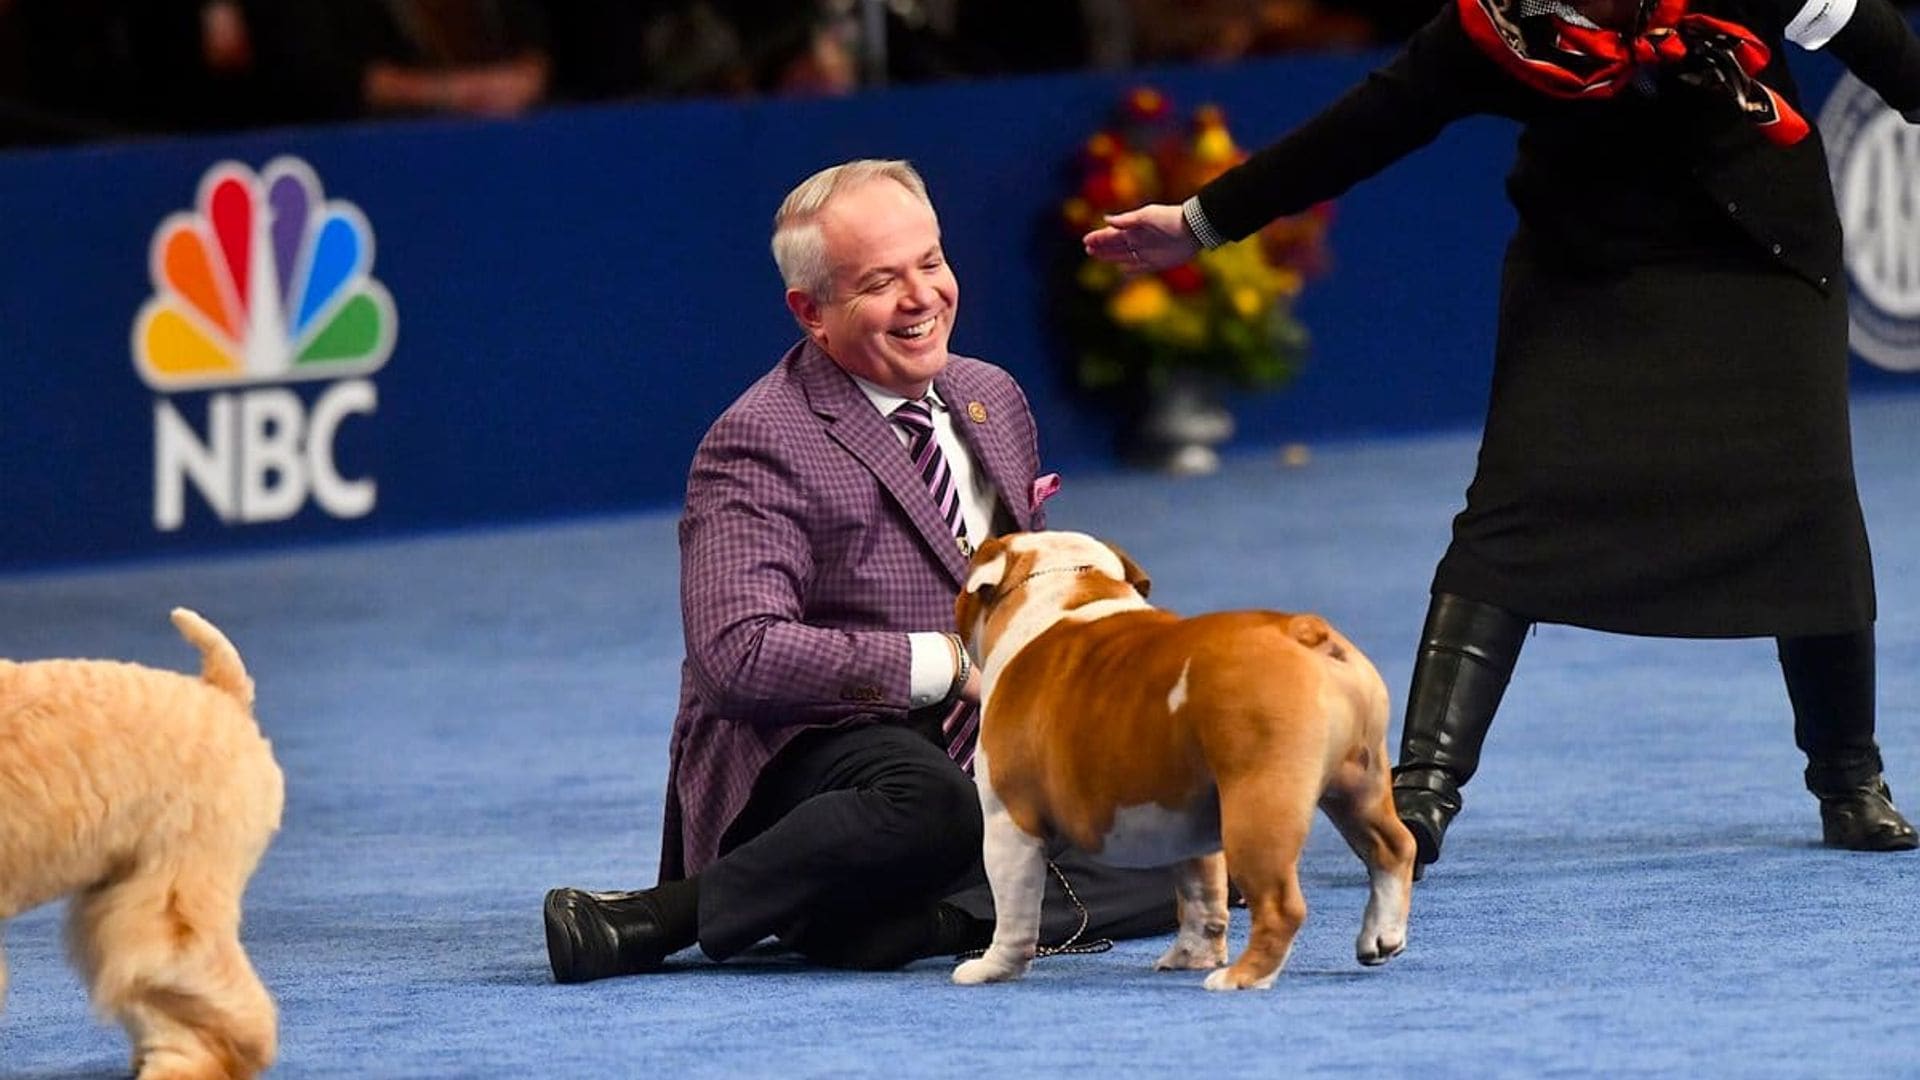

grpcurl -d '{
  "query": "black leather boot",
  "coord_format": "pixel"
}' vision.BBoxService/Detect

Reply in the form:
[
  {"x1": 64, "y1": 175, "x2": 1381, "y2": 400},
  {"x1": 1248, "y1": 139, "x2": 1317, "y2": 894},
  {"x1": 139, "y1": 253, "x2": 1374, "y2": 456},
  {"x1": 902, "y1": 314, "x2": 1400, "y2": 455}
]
[
  {"x1": 1780, "y1": 630, "x2": 1918, "y2": 852},
  {"x1": 1392, "y1": 593, "x2": 1530, "y2": 876},
  {"x1": 544, "y1": 884, "x2": 695, "y2": 983},
  {"x1": 1811, "y1": 776, "x2": 1919, "y2": 851}
]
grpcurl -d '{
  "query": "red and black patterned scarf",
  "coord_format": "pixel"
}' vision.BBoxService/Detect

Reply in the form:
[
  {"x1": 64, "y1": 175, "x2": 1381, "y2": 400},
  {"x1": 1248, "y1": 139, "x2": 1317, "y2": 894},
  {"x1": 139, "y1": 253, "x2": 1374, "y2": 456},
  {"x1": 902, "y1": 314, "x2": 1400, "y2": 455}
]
[{"x1": 1457, "y1": 0, "x2": 1811, "y2": 144}]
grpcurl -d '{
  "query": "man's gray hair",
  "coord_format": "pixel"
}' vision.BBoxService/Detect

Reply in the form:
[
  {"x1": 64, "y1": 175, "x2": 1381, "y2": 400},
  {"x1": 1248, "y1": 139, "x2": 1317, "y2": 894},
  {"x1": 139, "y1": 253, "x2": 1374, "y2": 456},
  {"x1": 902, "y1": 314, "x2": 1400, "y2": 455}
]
[{"x1": 771, "y1": 160, "x2": 932, "y2": 299}]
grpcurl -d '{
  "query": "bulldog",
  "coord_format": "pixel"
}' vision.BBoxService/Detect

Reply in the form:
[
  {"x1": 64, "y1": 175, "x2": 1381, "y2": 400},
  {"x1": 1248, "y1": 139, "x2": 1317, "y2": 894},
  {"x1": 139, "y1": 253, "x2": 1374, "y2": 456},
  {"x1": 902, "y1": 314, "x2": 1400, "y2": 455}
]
[{"x1": 948, "y1": 531, "x2": 1416, "y2": 990}]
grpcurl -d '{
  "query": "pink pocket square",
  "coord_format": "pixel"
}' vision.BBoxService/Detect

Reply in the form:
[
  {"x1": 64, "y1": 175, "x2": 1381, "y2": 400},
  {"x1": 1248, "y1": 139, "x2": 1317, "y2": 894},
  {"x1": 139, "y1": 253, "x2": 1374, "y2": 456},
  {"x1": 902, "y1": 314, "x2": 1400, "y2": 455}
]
[{"x1": 1031, "y1": 473, "x2": 1061, "y2": 511}]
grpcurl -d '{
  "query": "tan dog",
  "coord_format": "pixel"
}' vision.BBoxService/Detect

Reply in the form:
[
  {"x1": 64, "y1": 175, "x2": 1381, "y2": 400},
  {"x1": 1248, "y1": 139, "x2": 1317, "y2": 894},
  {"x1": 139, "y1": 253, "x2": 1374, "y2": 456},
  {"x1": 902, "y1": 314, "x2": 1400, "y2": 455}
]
[
  {"x1": 949, "y1": 531, "x2": 1416, "y2": 990},
  {"x1": 0, "y1": 609, "x2": 283, "y2": 1079}
]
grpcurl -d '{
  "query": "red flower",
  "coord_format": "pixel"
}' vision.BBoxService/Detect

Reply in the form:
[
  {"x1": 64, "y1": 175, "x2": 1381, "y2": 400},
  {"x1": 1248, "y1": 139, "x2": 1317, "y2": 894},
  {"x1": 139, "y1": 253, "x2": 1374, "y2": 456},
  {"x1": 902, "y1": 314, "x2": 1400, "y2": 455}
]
[
  {"x1": 1080, "y1": 171, "x2": 1118, "y2": 210},
  {"x1": 1159, "y1": 264, "x2": 1206, "y2": 294}
]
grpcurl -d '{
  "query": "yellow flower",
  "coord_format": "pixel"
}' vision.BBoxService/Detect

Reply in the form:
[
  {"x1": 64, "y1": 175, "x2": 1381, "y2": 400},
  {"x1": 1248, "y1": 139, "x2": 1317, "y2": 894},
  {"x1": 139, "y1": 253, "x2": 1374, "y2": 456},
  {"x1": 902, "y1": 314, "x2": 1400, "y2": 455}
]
[
  {"x1": 1158, "y1": 300, "x2": 1210, "y2": 347},
  {"x1": 1194, "y1": 128, "x2": 1237, "y2": 167},
  {"x1": 1191, "y1": 107, "x2": 1241, "y2": 169},
  {"x1": 1205, "y1": 241, "x2": 1301, "y2": 302},
  {"x1": 1108, "y1": 277, "x2": 1172, "y2": 325},
  {"x1": 1229, "y1": 286, "x2": 1266, "y2": 320}
]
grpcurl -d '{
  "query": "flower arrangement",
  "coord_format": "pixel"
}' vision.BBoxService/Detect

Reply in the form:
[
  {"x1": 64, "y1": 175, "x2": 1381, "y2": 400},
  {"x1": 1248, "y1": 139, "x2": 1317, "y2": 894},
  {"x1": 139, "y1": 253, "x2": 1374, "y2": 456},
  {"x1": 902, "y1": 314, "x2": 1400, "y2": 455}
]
[{"x1": 1061, "y1": 87, "x2": 1334, "y2": 396}]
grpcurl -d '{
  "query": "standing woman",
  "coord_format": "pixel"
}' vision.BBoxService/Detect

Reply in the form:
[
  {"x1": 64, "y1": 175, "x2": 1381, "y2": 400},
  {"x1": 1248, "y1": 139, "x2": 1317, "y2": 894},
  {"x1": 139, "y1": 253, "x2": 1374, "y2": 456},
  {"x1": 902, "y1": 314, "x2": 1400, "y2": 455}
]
[{"x1": 1088, "y1": 0, "x2": 1920, "y2": 873}]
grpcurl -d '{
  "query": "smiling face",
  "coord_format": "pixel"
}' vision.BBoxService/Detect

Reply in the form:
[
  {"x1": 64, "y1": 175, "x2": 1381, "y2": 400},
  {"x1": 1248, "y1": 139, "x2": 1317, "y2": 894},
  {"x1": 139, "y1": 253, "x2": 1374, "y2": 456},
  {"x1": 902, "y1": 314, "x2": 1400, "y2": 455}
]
[{"x1": 785, "y1": 177, "x2": 959, "y2": 398}]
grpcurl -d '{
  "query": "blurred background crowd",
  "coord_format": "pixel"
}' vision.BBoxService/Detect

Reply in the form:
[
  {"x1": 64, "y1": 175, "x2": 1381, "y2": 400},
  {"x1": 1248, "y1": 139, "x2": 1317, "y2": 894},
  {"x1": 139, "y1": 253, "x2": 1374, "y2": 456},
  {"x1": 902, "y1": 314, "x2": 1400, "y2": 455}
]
[{"x1": 0, "y1": 0, "x2": 1459, "y2": 148}]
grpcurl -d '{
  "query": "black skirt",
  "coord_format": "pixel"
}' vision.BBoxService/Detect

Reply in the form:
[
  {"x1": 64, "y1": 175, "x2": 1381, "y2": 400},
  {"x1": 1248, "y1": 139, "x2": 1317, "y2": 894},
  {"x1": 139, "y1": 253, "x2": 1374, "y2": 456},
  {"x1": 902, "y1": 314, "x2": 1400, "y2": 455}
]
[{"x1": 1432, "y1": 234, "x2": 1876, "y2": 638}]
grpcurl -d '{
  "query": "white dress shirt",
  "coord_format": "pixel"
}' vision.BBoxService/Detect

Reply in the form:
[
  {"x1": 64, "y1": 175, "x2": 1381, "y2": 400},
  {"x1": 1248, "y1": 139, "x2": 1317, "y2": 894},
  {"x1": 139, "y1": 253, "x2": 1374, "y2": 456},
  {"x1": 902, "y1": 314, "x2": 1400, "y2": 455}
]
[{"x1": 850, "y1": 373, "x2": 996, "y2": 708}]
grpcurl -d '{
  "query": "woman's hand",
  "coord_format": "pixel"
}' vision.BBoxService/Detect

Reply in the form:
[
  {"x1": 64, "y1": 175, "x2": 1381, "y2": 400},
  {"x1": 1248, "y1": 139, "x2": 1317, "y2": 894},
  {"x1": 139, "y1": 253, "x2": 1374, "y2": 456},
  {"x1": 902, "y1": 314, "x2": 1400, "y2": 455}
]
[{"x1": 1082, "y1": 204, "x2": 1202, "y2": 272}]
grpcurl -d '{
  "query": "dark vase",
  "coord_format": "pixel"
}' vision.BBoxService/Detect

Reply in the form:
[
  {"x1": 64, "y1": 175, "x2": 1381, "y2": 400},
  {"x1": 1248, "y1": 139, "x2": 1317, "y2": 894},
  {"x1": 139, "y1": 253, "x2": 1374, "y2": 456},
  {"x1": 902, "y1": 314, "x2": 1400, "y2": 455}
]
[{"x1": 1127, "y1": 370, "x2": 1234, "y2": 475}]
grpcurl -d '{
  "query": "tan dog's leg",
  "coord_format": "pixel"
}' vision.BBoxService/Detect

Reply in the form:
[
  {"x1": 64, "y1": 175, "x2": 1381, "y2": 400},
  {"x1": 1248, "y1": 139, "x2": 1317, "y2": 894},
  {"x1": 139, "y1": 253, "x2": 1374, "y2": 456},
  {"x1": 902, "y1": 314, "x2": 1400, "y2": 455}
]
[
  {"x1": 70, "y1": 868, "x2": 276, "y2": 1080},
  {"x1": 952, "y1": 757, "x2": 1049, "y2": 985},
  {"x1": 121, "y1": 938, "x2": 276, "y2": 1080},
  {"x1": 1323, "y1": 739, "x2": 1417, "y2": 966},
  {"x1": 1153, "y1": 853, "x2": 1229, "y2": 972},
  {"x1": 1207, "y1": 778, "x2": 1314, "y2": 991}
]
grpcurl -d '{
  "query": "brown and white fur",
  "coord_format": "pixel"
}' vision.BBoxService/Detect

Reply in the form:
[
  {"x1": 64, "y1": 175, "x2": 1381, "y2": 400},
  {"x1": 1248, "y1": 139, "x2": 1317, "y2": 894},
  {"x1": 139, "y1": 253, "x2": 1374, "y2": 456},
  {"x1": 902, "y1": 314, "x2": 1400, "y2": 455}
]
[
  {"x1": 0, "y1": 609, "x2": 283, "y2": 1078},
  {"x1": 949, "y1": 531, "x2": 1415, "y2": 990}
]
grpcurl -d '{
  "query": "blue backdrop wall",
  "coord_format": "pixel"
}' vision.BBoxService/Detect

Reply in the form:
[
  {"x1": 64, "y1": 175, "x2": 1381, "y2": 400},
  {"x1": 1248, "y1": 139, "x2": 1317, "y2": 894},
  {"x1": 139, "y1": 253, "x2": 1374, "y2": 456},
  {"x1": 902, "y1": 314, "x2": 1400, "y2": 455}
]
[{"x1": 1, "y1": 46, "x2": 1912, "y2": 572}]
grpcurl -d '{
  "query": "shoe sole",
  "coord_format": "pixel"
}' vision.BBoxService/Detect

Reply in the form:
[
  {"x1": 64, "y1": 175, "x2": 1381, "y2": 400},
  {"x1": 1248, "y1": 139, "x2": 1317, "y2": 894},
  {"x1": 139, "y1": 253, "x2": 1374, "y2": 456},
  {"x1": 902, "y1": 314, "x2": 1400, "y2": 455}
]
[{"x1": 1823, "y1": 829, "x2": 1920, "y2": 852}]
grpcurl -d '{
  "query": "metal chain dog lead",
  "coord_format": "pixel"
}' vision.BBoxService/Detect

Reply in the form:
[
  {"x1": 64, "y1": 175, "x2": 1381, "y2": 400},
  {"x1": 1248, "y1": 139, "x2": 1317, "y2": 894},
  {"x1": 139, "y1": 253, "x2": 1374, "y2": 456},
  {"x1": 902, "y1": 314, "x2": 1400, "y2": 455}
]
[{"x1": 956, "y1": 860, "x2": 1114, "y2": 961}]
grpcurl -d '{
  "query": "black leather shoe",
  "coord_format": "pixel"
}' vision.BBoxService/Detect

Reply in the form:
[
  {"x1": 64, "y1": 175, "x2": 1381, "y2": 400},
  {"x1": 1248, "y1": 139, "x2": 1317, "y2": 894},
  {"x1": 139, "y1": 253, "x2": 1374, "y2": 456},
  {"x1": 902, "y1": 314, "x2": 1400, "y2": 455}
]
[
  {"x1": 1817, "y1": 778, "x2": 1920, "y2": 852},
  {"x1": 544, "y1": 888, "x2": 675, "y2": 983},
  {"x1": 1393, "y1": 767, "x2": 1463, "y2": 880}
]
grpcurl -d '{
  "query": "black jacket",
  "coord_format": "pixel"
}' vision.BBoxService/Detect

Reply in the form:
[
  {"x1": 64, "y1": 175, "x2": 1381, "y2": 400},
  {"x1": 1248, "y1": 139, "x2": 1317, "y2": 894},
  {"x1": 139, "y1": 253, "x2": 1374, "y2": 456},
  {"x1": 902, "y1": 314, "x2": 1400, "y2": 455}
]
[{"x1": 1197, "y1": 0, "x2": 1920, "y2": 290}]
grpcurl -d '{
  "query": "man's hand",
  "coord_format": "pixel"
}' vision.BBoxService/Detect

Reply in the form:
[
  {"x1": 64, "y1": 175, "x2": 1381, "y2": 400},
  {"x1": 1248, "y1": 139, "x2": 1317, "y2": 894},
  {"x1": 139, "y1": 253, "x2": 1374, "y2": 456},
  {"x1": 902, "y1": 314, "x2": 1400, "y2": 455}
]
[
  {"x1": 1083, "y1": 204, "x2": 1201, "y2": 272},
  {"x1": 960, "y1": 662, "x2": 982, "y2": 705}
]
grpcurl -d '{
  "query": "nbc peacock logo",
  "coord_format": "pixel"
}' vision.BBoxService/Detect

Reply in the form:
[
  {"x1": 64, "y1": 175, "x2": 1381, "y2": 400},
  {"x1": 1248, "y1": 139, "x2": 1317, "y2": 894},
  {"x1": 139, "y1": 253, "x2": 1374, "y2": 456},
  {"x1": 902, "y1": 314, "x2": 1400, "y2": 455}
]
[
  {"x1": 133, "y1": 157, "x2": 396, "y2": 531},
  {"x1": 1820, "y1": 75, "x2": 1920, "y2": 372}
]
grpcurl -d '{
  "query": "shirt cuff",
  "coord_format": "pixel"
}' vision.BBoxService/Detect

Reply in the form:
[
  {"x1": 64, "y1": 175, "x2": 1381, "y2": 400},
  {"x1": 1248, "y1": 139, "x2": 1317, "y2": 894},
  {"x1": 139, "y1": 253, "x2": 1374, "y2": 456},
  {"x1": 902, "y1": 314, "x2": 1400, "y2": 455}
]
[
  {"x1": 1182, "y1": 195, "x2": 1228, "y2": 250},
  {"x1": 908, "y1": 631, "x2": 957, "y2": 709},
  {"x1": 1784, "y1": 0, "x2": 1857, "y2": 48}
]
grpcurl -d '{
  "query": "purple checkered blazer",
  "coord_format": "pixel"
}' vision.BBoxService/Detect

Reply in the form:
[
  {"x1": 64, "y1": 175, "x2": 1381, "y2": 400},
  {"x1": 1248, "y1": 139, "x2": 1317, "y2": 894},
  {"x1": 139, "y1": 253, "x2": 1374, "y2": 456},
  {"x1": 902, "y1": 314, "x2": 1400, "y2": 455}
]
[{"x1": 658, "y1": 340, "x2": 1047, "y2": 880}]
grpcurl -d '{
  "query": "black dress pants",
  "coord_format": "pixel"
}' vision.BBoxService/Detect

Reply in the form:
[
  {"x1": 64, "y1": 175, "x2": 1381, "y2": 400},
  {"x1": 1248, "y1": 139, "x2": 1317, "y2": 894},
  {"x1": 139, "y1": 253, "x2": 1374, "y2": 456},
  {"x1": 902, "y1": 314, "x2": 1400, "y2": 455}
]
[{"x1": 697, "y1": 721, "x2": 1174, "y2": 963}]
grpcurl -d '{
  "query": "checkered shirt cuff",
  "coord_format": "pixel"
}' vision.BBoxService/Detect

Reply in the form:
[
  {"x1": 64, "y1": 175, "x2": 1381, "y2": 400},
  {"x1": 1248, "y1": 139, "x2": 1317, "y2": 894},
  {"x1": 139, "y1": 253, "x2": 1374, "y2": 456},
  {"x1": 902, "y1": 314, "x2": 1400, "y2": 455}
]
[{"x1": 1182, "y1": 196, "x2": 1228, "y2": 250}]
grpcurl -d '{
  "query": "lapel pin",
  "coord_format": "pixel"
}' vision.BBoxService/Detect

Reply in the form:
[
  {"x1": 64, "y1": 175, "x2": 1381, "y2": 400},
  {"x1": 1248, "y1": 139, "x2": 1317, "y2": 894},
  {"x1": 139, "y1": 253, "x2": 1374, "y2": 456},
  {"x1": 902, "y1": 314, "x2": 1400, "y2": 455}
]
[
  {"x1": 958, "y1": 537, "x2": 974, "y2": 557},
  {"x1": 967, "y1": 401, "x2": 988, "y2": 424}
]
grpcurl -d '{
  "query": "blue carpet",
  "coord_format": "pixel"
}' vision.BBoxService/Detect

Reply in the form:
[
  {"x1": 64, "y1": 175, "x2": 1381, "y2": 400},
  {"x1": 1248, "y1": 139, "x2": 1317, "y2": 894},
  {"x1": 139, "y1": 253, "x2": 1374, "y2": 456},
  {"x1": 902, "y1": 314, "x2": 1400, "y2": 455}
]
[{"x1": 3, "y1": 395, "x2": 1918, "y2": 1079}]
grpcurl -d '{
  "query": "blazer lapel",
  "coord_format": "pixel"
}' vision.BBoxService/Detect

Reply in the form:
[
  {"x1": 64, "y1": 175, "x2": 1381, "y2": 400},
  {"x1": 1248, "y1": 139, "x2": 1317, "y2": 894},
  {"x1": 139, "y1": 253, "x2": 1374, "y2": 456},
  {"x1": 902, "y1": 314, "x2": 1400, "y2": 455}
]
[
  {"x1": 799, "y1": 342, "x2": 972, "y2": 584},
  {"x1": 938, "y1": 367, "x2": 1034, "y2": 534}
]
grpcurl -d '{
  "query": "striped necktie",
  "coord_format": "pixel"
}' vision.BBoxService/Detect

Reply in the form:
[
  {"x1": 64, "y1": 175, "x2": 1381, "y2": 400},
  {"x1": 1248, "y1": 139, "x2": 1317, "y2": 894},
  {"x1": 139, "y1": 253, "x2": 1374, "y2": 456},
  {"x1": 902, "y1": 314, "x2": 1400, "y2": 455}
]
[
  {"x1": 943, "y1": 703, "x2": 979, "y2": 775},
  {"x1": 892, "y1": 396, "x2": 979, "y2": 772},
  {"x1": 890, "y1": 397, "x2": 969, "y2": 547}
]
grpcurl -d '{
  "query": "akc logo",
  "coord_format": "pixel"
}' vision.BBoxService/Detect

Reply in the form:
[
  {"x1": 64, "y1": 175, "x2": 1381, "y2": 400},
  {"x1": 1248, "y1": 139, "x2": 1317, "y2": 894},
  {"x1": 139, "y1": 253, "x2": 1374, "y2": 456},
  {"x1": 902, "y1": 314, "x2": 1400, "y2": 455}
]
[
  {"x1": 133, "y1": 157, "x2": 396, "y2": 531},
  {"x1": 1820, "y1": 74, "x2": 1920, "y2": 372}
]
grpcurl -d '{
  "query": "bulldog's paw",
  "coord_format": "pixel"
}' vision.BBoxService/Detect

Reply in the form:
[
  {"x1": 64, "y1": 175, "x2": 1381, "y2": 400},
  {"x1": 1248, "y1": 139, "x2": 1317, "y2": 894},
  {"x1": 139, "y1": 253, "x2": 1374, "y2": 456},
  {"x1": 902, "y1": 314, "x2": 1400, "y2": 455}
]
[
  {"x1": 1153, "y1": 937, "x2": 1226, "y2": 971},
  {"x1": 952, "y1": 956, "x2": 1026, "y2": 985},
  {"x1": 1356, "y1": 926, "x2": 1407, "y2": 967},
  {"x1": 1202, "y1": 965, "x2": 1278, "y2": 991}
]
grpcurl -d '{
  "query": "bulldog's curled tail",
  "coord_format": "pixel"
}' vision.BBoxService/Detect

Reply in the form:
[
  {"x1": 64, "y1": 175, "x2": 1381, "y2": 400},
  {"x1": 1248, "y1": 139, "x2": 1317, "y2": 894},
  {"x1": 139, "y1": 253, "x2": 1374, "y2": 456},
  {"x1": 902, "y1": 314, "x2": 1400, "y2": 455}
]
[
  {"x1": 170, "y1": 607, "x2": 255, "y2": 707},
  {"x1": 1285, "y1": 614, "x2": 1347, "y2": 661}
]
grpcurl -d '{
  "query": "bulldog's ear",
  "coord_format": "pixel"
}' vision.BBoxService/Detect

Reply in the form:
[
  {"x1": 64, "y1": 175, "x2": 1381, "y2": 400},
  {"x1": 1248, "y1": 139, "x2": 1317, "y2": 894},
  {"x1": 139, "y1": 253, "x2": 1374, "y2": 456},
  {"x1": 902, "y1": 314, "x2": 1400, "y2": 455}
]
[
  {"x1": 963, "y1": 536, "x2": 1010, "y2": 600},
  {"x1": 1104, "y1": 541, "x2": 1151, "y2": 599},
  {"x1": 955, "y1": 537, "x2": 1010, "y2": 639}
]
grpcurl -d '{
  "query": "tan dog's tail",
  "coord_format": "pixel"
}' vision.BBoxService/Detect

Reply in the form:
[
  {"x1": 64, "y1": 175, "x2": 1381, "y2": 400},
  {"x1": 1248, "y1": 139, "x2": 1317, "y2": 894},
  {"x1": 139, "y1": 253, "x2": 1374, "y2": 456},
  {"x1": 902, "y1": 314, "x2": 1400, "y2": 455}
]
[{"x1": 170, "y1": 607, "x2": 254, "y2": 707}]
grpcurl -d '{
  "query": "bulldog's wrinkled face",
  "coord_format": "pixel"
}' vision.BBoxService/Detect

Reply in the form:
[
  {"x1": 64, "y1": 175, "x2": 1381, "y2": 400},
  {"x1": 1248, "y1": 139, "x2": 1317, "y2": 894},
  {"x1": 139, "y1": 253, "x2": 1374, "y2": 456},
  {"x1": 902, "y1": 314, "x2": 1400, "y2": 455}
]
[{"x1": 954, "y1": 530, "x2": 1152, "y2": 662}]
